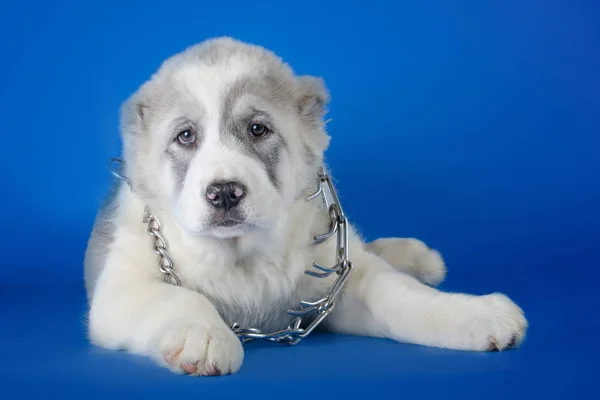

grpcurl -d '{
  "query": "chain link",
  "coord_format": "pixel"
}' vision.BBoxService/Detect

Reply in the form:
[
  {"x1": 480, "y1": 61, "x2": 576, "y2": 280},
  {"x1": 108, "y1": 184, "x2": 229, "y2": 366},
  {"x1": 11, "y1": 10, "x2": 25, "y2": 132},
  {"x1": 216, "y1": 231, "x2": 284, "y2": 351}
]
[
  {"x1": 110, "y1": 156, "x2": 353, "y2": 346},
  {"x1": 143, "y1": 207, "x2": 181, "y2": 286}
]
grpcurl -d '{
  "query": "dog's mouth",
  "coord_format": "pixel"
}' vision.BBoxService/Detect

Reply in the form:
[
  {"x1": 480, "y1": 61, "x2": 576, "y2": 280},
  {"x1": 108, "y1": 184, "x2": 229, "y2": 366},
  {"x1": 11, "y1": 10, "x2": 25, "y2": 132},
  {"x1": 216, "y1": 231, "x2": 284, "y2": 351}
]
[
  {"x1": 204, "y1": 215, "x2": 253, "y2": 239},
  {"x1": 211, "y1": 218, "x2": 245, "y2": 228},
  {"x1": 208, "y1": 210, "x2": 247, "y2": 229}
]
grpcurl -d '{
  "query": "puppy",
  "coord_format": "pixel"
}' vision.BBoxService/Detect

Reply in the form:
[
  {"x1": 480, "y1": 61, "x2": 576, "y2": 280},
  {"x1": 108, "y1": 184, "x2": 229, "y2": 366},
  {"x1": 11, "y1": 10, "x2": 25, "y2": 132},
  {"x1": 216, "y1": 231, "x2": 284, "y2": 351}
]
[{"x1": 84, "y1": 37, "x2": 527, "y2": 376}]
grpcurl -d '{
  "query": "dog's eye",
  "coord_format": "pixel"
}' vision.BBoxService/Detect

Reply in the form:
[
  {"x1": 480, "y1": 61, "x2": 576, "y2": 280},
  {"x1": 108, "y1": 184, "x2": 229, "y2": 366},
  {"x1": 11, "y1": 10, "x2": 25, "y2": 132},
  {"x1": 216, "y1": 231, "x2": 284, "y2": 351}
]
[
  {"x1": 177, "y1": 130, "x2": 196, "y2": 145},
  {"x1": 249, "y1": 123, "x2": 270, "y2": 138}
]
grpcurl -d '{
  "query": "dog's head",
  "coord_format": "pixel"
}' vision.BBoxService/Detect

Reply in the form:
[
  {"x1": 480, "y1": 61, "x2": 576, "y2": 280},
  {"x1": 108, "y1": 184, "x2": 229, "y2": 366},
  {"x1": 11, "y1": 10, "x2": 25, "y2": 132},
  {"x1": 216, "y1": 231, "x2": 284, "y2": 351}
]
[{"x1": 120, "y1": 37, "x2": 330, "y2": 238}]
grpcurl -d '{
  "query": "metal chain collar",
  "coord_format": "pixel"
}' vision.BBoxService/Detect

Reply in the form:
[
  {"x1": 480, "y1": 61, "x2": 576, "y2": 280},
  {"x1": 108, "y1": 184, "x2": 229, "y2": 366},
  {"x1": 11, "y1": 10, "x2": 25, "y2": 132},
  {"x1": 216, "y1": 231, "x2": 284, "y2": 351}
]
[{"x1": 109, "y1": 158, "x2": 353, "y2": 345}]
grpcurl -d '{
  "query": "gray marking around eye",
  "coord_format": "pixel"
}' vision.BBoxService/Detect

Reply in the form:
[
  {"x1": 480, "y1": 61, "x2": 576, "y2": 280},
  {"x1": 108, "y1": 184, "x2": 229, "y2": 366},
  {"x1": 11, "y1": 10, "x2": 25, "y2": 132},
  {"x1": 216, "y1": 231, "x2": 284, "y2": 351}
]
[
  {"x1": 165, "y1": 118, "x2": 204, "y2": 193},
  {"x1": 242, "y1": 134, "x2": 287, "y2": 189},
  {"x1": 219, "y1": 76, "x2": 293, "y2": 190}
]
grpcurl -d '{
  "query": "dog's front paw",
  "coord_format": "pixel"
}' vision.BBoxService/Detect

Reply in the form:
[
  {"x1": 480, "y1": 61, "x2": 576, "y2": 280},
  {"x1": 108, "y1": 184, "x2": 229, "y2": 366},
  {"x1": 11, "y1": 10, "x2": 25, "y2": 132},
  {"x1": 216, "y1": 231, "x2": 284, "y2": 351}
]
[
  {"x1": 155, "y1": 323, "x2": 244, "y2": 376},
  {"x1": 456, "y1": 293, "x2": 528, "y2": 351}
]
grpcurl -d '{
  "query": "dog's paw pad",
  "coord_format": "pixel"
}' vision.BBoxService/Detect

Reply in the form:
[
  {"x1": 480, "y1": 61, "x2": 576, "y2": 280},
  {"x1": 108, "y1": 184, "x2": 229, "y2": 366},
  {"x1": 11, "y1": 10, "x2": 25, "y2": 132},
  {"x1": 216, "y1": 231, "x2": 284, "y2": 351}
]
[{"x1": 182, "y1": 362, "x2": 198, "y2": 374}]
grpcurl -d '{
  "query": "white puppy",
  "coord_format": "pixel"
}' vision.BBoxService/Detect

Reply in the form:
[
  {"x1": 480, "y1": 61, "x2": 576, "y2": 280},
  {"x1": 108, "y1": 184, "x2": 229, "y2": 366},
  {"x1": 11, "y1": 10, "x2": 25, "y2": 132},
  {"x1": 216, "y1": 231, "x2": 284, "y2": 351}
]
[{"x1": 84, "y1": 37, "x2": 527, "y2": 376}]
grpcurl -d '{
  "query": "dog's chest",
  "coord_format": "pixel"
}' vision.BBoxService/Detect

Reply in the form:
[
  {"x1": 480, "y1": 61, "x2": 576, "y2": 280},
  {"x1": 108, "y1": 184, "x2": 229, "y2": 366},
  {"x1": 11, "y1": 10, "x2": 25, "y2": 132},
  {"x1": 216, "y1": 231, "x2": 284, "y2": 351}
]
[{"x1": 174, "y1": 244, "x2": 313, "y2": 331}]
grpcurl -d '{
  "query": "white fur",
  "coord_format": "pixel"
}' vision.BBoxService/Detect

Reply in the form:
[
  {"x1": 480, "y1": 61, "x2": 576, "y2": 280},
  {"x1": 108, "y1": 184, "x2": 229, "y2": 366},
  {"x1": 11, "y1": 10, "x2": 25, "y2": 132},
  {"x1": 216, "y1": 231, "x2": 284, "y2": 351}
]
[{"x1": 85, "y1": 37, "x2": 527, "y2": 376}]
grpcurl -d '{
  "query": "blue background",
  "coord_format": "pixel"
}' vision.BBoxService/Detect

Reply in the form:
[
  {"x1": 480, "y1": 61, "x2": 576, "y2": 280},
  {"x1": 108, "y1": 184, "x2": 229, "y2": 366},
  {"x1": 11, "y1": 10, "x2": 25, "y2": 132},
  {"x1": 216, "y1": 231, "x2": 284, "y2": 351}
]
[{"x1": 1, "y1": 0, "x2": 598, "y2": 398}]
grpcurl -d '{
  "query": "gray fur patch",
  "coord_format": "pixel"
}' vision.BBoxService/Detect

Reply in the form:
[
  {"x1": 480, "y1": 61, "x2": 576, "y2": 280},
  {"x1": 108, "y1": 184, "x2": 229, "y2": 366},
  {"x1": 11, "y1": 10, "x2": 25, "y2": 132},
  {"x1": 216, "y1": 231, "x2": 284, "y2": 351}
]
[
  {"x1": 302, "y1": 143, "x2": 316, "y2": 166},
  {"x1": 84, "y1": 181, "x2": 121, "y2": 303},
  {"x1": 165, "y1": 148, "x2": 189, "y2": 191}
]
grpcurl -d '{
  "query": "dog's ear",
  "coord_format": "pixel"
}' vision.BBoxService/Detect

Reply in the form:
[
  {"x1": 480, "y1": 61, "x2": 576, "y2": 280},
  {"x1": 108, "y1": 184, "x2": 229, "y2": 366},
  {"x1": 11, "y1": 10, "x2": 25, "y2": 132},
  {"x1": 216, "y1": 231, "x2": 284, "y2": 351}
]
[
  {"x1": 120, "y1": 76, "x2": 161, "y2": 137},
  {"x1": 297, "y1": 76, "x2": 330, "y2": 124},
  {"x1": 118, "y1": 88, "x2": 154, "y2": 195},
  {"x1": 120, "y1": 92, "x2": 149, "y2": 136}
]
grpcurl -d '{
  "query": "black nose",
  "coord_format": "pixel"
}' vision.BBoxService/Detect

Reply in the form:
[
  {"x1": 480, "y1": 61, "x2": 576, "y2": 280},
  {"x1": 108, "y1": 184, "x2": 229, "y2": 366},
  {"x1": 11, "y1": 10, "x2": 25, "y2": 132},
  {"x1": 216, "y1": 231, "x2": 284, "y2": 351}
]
[{"x1": 205, "y1": 181, "x2": 246, "y2": 210}]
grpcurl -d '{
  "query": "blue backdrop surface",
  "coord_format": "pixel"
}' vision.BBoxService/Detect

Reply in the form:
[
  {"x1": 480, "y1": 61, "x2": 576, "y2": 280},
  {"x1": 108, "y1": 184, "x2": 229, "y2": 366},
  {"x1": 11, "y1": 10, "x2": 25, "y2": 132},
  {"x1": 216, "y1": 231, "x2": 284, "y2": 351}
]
[{"x1": 0, "y1": 0, "x2": 598, "y2": 398}]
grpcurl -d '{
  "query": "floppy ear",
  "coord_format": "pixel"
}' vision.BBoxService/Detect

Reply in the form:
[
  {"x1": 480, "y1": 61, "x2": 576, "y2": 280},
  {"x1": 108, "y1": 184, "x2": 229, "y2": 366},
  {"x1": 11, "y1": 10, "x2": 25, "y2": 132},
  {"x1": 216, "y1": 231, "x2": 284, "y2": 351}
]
[
  {"x1": 119, "y1": 74, "x2": 163, "y2": 138},
  {"x1": 297, "y1": 76, "x2": 330, "y2": 124},
  {"x1": 118, "y1": 86, "x2": 153, "y2": 191},
  {"x1": 120, "y1": 92, "x2": 149, "y2": 137}
]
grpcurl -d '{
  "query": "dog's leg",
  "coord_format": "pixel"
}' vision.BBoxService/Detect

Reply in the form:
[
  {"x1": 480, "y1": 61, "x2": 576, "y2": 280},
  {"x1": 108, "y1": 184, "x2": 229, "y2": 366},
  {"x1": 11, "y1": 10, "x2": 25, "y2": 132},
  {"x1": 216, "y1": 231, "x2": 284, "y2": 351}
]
[
  {"x1": 88, "y1": 274, "x2": 244, "y2": 375},
  {"x1": 365, "y1": 238, "x2": 447, "y2": 286},
  {"x1": 326, "y1": 250, "x2": 527, "y2": 351}
]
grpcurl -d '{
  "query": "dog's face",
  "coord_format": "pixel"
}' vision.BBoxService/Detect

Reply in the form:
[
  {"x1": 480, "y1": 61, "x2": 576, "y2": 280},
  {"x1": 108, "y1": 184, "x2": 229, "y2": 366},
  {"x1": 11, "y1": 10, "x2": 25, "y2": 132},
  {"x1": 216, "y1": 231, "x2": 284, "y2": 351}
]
[{"x1": 121, "y1": 38, "x2": 330, "y2": 238}]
